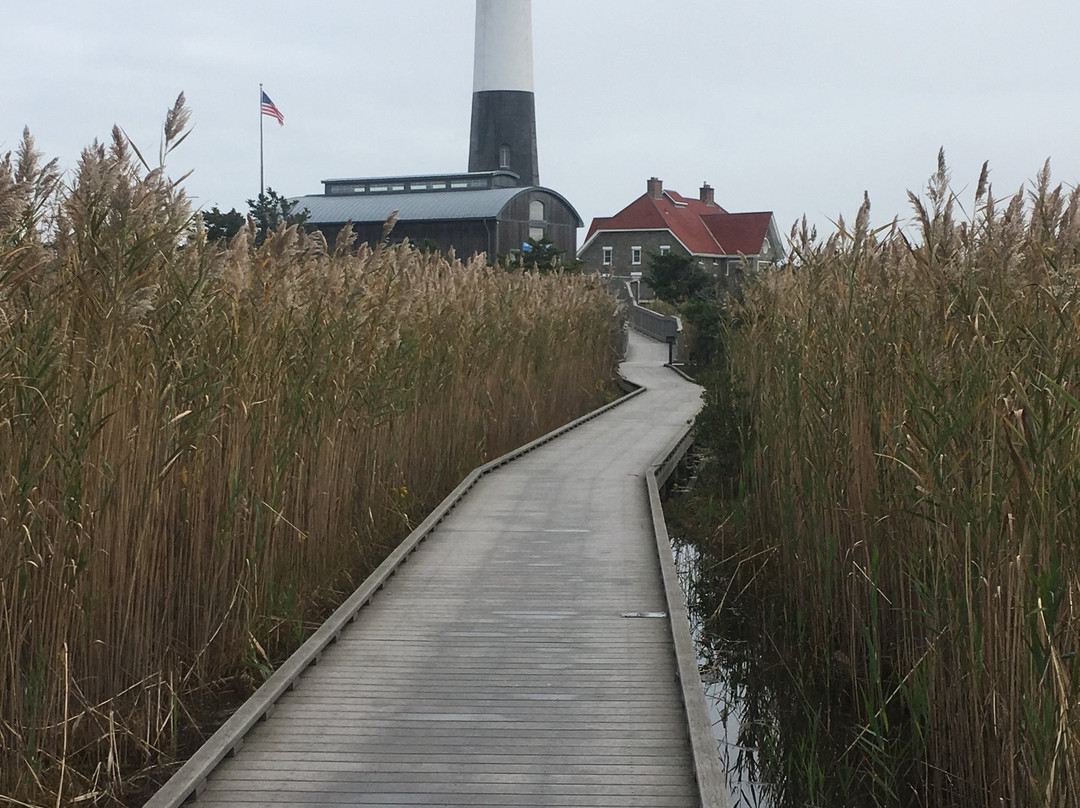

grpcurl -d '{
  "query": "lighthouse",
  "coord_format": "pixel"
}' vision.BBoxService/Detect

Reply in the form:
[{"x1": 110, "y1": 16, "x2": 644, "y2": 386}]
[
  {"x1": 469, "y1": 0, "x2": 539, "y2": 186},
  {"x1": 298, "y1": 0, "x2": 583, "y2": 261}
]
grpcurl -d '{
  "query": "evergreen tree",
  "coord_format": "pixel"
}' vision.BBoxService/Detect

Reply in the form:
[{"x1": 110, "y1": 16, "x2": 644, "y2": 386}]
[
  {"x1": 246, "y1": 188, "x2": 309, "y2": 246},
  {"x1": 644, "y1": 251, "x2": 709, "y2": 304},
  {"x1": 502, "y1": 237, "x2": 583, "y2": 273},
  {"x1": 199, "y1": 189, "x2": 310, "y2": 247},
  {"x1": 200, "y1": 205, "x2": 245, "y2": 243}
]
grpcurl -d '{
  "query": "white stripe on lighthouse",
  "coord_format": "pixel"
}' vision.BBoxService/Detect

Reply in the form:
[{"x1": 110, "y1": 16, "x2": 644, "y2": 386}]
[{"x1": 473, "y1": 0, "x2": 534, "y2": 93}]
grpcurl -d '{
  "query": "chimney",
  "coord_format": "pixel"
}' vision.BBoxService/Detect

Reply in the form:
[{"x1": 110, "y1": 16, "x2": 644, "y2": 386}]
[
  {"x1": 700, "y1": 182, "x2": 715, "y2": 206},
  {"x1": 647, "y1": 177, "x2": 664, "y2": 199},
  {"x1": 469, "y1": 0, "x2": 539, "y2": 186}
]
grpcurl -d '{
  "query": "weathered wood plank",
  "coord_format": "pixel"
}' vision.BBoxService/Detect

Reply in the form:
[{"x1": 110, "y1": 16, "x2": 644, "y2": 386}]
[
  {"x1": 185, "y1": 790, "x2": 691, "y2": 803},
  {"x1": 217, "y1": 742, "x2": 694, "y2": 756},
  {"x1": 150, "y1": 334, "x2": 722, "y2": 808}
]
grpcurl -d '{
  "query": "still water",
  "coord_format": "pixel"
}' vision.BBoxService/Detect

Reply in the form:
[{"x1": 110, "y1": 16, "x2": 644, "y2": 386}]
[{"x1": 673, "y1": 538, "x2": 775, "y2": 808}]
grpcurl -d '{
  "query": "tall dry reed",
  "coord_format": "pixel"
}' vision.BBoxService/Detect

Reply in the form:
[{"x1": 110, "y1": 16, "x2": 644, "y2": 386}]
[
  {"x1": 0, "y1": 96, "x2": 620, "y2": 805},
  {"x1": 716, "y1": 153, "x2": 1080, "y2": 806}
]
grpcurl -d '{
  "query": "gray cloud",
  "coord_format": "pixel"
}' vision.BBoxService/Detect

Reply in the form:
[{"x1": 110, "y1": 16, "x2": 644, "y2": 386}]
[{"x1": 4, "y1": 0, "x2": 1077, "y2": 241}]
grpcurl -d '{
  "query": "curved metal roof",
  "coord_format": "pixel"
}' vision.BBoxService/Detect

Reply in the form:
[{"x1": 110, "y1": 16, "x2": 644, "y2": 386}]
[{"x1": 294, "y1": 186, "x2": 582, "y2": 227}]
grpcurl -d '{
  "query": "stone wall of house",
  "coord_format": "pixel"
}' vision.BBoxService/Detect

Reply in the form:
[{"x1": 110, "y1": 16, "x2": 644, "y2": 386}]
[
  {"x1": 579, "y1": 230, "x2": 690, "y2": 278},
  {"x1": 580, "y1": 222, "x2": 778, "y2": 300}
]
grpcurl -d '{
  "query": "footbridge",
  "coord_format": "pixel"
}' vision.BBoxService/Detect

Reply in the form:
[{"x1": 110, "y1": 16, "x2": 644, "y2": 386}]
[{"x1": 146, "y1": 329, "x2": 725, "y2": 808}]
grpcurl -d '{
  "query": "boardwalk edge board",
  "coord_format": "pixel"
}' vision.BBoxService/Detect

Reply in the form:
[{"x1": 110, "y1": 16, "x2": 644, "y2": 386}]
[
  {"x1": 144, "y1": 376, "x2": 646, "y2": 808},
  {"x1": 647, "y1": 395, "x2": 731, "y2": 808}
]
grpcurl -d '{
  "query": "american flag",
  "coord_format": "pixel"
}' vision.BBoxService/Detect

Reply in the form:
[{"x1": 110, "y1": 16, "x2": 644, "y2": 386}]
[{"x1": 261, "y1": 91, "x2": 284, "y2": 126}]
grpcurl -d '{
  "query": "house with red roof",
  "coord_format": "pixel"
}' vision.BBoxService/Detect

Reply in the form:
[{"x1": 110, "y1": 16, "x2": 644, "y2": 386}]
[{"x1": 579, "y1": 177, "x2": 784, "y2": 297}]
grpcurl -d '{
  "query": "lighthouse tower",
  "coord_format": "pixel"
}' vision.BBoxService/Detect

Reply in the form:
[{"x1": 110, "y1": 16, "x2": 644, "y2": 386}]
[{"x1": 469, "y1": 0, "x2": 539, "y2": 186}]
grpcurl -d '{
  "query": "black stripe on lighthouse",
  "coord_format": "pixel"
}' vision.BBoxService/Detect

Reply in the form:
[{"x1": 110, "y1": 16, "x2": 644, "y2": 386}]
[
  {"x1": 469, "y1": 90, "x2": 539, "y2": 186},
  {"x1": 469, "y1": 0, "x2": 539, "y2": 187}
]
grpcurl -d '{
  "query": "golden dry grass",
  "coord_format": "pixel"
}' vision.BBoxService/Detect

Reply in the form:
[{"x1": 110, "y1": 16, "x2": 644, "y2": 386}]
[
  {"x1": 717, "y1": 154, "x2": 1080, "y2": 806},
  {"x1": 0, "y1": 98, "x2": 620, "y2": 806}
]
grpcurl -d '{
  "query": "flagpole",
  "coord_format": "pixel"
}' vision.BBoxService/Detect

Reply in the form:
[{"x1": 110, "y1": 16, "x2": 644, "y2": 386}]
[{"x1": 259, "y1": 83, "x2": 265, "y2": 198}]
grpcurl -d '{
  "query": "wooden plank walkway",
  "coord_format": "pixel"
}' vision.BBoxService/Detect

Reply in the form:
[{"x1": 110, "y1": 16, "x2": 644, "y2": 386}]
[{"x1": 149, "y1": 331, "x2": 713, "y2": 807}]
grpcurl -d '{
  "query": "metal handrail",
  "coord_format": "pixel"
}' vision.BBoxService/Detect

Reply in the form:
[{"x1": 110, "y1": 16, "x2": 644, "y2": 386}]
[{"x1": 617, "y1": 280, "x2": 685, "y2": 362}]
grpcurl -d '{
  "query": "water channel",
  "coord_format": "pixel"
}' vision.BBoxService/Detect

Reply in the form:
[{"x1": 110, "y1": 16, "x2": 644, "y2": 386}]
[{"x1": 673, "y1": 537, "x2": 776, "y2": 808}]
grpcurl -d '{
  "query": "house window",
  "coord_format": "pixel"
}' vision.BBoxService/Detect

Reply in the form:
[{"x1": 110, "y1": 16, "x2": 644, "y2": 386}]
[
  {"x1": 659, "y1": 245, "x2": 670, "y2": 255},
  {"x1": 631, "y1": 246, "x2": 642, "y2": 265},
  {"x1": 602, "y1": 247, "x2": 613, "y2": 266},
  {"x1": 529, "y1": 199, "x2": 545, "y2": 221},
  {"x1": 529, "y1": 226, "x2": 545, "y2": 241},
  {"x1": 500, "y1": 145, "x2": 511, "y2": 169}
]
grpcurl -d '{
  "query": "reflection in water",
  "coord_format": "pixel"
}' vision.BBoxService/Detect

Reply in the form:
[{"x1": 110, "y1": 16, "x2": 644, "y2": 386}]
[{"x1": 673, "y1": 538, "x2": 774, "y2": 808}]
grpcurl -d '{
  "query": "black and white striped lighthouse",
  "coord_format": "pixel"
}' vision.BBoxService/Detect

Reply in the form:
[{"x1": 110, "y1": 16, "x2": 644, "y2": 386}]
[{"x1": 469, "y1": 0, "x2": 539, "y2": 187}]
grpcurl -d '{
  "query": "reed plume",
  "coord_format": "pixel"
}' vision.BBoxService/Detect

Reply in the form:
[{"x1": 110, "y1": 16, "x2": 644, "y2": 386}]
[
  {"x1": 0, "y1": 97, "x2": 621, "y2": 806},
  {"x1": 715, "y1": 157, "x2": 1080, "y2": 807}
]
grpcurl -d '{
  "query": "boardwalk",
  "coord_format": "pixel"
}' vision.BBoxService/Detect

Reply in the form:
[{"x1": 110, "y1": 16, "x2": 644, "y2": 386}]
[{"x1": 148, "y1": 331, "x2": 712, "y2": 807}]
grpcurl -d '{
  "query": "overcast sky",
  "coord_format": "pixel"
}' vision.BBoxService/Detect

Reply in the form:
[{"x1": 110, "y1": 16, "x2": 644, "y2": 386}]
[{"x1": 5, "y1": 1, "x2": 1078, "y2": 243}]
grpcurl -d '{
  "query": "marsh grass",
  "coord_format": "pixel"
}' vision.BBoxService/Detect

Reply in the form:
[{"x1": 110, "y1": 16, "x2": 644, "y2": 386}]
[
  {"x1": 0, "y1": 97, "x2": 620, "y2": 805},
  {"x1": 709, "y1": 153, "x2": 1080, "y2": 806}
]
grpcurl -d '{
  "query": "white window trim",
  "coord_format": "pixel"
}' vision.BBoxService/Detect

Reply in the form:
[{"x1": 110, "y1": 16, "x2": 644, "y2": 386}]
[
  {"x1": 631, "y1": 246, "x2": 642, "y2": 265},
  {"x1": 602, "y1": 246, "x2": 613, "y2": 266}
]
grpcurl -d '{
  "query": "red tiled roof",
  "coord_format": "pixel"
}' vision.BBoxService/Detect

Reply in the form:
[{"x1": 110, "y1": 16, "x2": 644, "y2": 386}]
[
  {"x1": 700, "y1": 212, "x2": 774, "y2": 256},
  {"x1": 585, "y1": 186, "x2": 774, "y2": 258}
]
